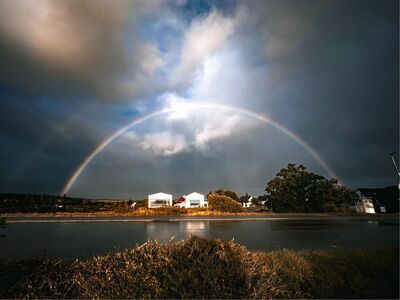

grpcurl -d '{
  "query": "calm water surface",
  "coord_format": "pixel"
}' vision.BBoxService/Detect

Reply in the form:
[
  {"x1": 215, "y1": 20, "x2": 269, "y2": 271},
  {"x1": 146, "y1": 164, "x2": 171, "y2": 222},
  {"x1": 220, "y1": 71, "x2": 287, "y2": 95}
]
[{"x1": 0, "y1": 219, "x2": 398, "y2": 259}]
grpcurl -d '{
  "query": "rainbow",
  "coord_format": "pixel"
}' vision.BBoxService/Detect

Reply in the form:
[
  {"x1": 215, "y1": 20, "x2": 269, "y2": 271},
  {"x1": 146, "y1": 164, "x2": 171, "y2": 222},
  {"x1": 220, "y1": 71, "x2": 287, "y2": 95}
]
[{"x1": 61, "y1": 102, "x2": 340, "y2": 195}]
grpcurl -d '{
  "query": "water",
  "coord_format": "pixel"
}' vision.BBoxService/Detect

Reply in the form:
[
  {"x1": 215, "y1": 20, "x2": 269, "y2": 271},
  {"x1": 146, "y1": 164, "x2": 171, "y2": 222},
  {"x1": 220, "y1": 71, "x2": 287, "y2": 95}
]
[{"x1": 0, "y1": 218, "x2": 398, "y2": 259}]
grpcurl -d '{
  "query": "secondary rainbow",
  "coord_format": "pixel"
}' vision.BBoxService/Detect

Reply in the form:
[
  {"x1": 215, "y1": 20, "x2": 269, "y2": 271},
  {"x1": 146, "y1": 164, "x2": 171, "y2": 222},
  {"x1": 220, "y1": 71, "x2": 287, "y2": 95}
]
[{"x1": 61, "y1": 102, "x2": 340, "y2": 195}]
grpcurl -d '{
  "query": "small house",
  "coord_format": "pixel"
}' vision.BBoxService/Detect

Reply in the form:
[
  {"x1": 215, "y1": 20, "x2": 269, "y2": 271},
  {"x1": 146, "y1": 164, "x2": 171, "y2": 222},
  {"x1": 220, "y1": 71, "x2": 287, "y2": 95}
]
[
  {"x1": 185, "y1": 192, "x2": 205, "y2": 208},
  {"x1": 357, "y1": 187, "x2": 399, "y2": 213},
  {"x1": 242, "y1": 196, "x2": 253, "y2": 207},
  {"x1": 178, "y1": 192, "x2": 206, "y2": 208},
  {"x1": 355, "y1": 198, "x2": 375, "y2": 214},
  {"x1": 148, "y1": 192, "x2": 173, "y2": 208},
  {"x1": 239, "y1": 193, "x2": 256, "y2": 207},
  {"x1": 174, "y1": 196, "x2": 186, "y2": 208}
]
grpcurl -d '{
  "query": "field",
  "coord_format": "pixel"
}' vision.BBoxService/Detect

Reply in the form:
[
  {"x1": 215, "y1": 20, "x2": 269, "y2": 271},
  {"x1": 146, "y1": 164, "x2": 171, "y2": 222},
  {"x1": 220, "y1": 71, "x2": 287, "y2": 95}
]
[{"x1": 0, "y1": 236, "x2": 398, "y2": 299}]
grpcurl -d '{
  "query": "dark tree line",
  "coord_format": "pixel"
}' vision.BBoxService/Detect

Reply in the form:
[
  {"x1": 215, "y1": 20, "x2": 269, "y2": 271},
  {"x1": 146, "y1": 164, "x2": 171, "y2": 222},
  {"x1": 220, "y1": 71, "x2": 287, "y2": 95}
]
[
  {"x1": 0, "y1": 194, "x2": 131, "y2": 213},
  {"x1": 265, "y1": 164, "x2": 357, "y2": 213}
]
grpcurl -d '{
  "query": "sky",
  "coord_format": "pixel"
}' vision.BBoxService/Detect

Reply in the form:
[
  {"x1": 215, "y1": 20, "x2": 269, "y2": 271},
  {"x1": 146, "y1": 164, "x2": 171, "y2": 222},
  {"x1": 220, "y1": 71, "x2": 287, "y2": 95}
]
[{"x1": 0, "y1": 0, "x2": 398, "y2": 199}]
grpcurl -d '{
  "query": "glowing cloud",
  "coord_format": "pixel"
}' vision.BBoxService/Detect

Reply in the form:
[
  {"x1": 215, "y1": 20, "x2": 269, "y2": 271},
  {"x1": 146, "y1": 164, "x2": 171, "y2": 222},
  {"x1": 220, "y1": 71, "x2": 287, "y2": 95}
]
[
  {"x1": 124, "y1": 131, "x2": 188, "y2": 156},
  {"x1": 194, "y1": 114, "x2": 242, "y2": 151},
  {"x1": 173, "y1": 9, "x2": 235, "y2": 82}
]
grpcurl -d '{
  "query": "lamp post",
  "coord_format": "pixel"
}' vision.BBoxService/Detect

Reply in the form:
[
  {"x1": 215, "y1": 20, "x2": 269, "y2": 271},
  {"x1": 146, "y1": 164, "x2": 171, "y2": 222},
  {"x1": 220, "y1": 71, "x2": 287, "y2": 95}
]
[{"x1": 389, "y1": 151, "x2": 400, "y2": 191}]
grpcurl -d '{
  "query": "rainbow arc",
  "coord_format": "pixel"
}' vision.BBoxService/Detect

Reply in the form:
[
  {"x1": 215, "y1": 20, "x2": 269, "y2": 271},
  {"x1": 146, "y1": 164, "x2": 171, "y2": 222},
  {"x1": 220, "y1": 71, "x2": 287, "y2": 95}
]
[{"x1": 61, "y1": 102, "x2": 340, "y2": 195}]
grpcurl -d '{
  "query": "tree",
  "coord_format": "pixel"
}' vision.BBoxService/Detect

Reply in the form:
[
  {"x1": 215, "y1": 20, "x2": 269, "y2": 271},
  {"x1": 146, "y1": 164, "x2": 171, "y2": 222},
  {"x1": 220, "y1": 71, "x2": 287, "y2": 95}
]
[
  {"x1": 265, "y1": 164, "x2": 356, "y2": 213},
  {"x1": 320, "y1": 179, "x2": 358, "y2": 212},
  {"x1": 254, "y1": 195, "x2": 267, "y2": 206}
]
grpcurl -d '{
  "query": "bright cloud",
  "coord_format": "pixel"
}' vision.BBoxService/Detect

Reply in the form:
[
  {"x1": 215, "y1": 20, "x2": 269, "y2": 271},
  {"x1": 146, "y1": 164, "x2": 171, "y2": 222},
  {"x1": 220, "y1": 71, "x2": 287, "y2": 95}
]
[
  {"x1": 173, "y1": 9, "x2": 235, "y2": 82},
  {"x1": 194, "y1": 114, "x2": 242, "y2": 151},
  {"x1": 124, "y1": 131, "x2": 188, "y2": 156},
  {"x1": 122, "y1": 93, "x2": 259, "y2": 156},
  {"x1": 163, "y1": 93, "x2": 192, "y2": 121}
]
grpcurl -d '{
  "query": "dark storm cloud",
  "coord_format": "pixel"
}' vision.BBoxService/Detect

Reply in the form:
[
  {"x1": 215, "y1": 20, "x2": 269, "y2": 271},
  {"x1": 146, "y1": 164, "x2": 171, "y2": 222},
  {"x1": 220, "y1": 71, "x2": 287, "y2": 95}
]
[
  {"x1": 0, "y1": 1, "x2": 126, "y2": 100},
  {"x1": 0, "y1": 0, "x2": 398, "y2": 197},
  {"x1": 0, "y1": 0, "x2": 170, "y2": 102},
  {"x1": 0, "y1": 0, "x2": 171, "y2": 194},
  {"x1": 260, "y1": 0, "x2": 399, "y2": 187},
  {"x1": 0, "y1": 96, "x2": 103, "y2": 194}
]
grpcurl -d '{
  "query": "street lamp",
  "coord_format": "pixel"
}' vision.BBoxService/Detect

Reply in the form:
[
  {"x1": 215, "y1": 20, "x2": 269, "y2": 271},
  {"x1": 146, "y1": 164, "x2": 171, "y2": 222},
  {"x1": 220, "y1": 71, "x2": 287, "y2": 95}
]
[{"x1": 389, "y1": 151, "x2": 400, "y2": 190}]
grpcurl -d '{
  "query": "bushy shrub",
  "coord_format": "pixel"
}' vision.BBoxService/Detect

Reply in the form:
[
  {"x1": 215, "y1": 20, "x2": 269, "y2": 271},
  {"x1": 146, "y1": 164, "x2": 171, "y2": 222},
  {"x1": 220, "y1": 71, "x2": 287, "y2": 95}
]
[
  {"x1": 208, "y1": 193, "x2": 244, "y2": 212},
  {"x1": 212, "y1": 189, "x2": 239, "y2": 201}
]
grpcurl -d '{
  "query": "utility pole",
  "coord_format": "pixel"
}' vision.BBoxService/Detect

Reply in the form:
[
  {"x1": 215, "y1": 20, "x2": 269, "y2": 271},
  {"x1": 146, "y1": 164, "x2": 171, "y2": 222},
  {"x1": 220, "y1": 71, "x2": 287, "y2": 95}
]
[{"x1": 389, "y1": 151, "x2": 400, "y2": 191}]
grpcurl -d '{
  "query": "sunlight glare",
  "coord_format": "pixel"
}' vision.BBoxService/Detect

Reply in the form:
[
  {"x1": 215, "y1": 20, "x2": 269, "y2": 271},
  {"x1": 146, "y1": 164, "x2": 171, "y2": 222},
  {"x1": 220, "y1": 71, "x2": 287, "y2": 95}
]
[{"x1": 165, "y1": 94, "x2": 193, "y2": 121}]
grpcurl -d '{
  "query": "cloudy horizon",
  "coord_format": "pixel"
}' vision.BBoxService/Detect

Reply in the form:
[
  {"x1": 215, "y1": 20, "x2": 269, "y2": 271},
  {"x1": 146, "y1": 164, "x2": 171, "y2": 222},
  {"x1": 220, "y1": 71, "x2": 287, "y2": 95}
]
[{"x1": 0, "y1": 0, "x2": 398, "y2": 199}]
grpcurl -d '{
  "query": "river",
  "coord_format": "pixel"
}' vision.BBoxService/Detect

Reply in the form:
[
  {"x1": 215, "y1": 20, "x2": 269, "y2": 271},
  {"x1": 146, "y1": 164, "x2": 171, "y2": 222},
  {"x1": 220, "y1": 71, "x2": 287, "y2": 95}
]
[{"x1": 0, "y1": 216, "x2": 398, "y2": 259}]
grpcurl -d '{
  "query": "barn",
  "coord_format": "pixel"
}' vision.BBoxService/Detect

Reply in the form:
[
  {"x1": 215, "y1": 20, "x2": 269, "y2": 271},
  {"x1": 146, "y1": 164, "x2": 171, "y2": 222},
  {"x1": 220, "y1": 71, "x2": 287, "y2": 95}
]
[
  {"x1": 148, "y1": 192, "x2": 173, "y2": 208},
  {"x1": 183, "y1": 192, "x2": 206, "y2": 208}
]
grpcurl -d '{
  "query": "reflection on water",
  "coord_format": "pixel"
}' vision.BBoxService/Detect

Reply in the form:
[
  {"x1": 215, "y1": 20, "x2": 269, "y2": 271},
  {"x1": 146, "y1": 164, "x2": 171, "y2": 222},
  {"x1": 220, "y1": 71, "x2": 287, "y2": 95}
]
[
  {"x1": 0, "y1": 219, "x2": 398, "y2": 259},
  {"x1": 146, "y1": 221, "x2": 209, "y2": 241},
  {"x1": 269, "y1": 220, "x2": 344, "y2": 230}
]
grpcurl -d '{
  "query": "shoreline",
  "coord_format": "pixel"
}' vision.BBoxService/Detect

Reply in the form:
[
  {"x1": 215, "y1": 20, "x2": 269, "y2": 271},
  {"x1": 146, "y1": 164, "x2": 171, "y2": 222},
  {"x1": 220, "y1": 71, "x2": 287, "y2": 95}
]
[{"x1": 2, "y1": 214, "x2": 398, "y2": 223}]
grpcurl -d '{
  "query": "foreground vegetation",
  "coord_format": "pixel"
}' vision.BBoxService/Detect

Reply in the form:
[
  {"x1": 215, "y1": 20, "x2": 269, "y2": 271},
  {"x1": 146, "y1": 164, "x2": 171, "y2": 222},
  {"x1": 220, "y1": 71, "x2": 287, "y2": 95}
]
[{"x1": 0, "y1": 237, "x2": 398, "y2": 299}]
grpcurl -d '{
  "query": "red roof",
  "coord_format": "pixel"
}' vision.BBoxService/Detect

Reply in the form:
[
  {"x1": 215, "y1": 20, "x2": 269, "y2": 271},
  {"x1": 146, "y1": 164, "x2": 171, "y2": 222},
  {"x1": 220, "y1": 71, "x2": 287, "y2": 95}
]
[{"x1": 176, "y1": 196, "x2": 186, "y2": 203}]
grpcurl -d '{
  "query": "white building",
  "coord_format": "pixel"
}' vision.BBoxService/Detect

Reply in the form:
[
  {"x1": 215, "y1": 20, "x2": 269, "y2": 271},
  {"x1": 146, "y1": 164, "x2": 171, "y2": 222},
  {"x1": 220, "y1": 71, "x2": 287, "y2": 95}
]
[
  {"x1": 355, "y1": 190, "x2": 376, "y2": 214},
  {"x1": 242, "y1": 196, "x2": 253, "y2": 207},
  {"x1": 148, "y1": 192, "x2": 173, "y2": 208},
  {"x1": 355, "y1": 198, "x2": 375, "y2": 214},
  {"x1": 178, "y1": 192, "x2": 206, "y2": 208}
]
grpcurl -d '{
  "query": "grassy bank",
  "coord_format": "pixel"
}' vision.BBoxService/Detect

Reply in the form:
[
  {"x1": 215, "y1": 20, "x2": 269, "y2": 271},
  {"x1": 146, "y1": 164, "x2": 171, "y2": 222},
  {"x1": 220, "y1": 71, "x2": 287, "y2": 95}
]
[{"x1": 0, "y1": 237, "x2": 398, "y2": 299}]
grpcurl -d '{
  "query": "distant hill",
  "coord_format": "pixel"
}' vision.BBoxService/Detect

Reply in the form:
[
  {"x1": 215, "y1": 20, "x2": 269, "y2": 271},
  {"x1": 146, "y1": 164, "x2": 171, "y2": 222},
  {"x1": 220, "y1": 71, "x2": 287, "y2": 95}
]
[{"x1": 0, "y1": 193, "x2": 133, "y2": 213}]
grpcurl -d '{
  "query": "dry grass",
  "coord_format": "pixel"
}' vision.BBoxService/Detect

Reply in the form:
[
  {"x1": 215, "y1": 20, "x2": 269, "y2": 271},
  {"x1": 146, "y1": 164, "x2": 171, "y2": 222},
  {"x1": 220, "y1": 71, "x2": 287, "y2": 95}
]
[
  {"x1": 0, "y1": 237, "x2": 398, "y2": 299},
  {"x1": 258, "y1": 247, "x2": 400, "y2": 299}
]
